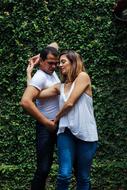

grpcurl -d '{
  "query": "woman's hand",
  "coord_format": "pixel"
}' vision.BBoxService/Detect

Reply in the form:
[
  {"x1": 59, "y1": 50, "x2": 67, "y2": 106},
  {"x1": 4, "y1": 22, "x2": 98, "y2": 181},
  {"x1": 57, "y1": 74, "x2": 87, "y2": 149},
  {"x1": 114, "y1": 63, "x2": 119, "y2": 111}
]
[{"x1": 54, "y1": 114, "x2": 60, "y2": 125}]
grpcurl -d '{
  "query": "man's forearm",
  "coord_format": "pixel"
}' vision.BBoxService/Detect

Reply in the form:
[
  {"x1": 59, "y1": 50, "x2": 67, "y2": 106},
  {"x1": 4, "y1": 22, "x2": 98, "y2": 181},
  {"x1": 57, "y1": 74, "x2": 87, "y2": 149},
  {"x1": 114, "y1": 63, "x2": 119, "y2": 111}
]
[
  {"x1": 20, "y1": 85, "x2": 56, "y2": 130},
  {"x1": 20, "y1": 99, "x2": 53, "y2": 129}
]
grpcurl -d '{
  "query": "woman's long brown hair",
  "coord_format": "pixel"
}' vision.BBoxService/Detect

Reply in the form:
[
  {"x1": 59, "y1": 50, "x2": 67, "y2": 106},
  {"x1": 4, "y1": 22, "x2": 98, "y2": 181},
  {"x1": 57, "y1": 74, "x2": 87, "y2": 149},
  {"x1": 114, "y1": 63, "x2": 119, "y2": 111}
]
[{"x1": 59, "y1": 50, "x2": 85, "y2": 83}]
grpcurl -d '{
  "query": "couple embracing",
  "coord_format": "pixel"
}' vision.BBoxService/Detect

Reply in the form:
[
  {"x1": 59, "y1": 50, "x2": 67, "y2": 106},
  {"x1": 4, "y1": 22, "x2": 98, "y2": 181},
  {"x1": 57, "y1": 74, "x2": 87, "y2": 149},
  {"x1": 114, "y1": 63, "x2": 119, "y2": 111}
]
[{"x1": 20, "y1": 42, "x2": 98, "y2": 190}]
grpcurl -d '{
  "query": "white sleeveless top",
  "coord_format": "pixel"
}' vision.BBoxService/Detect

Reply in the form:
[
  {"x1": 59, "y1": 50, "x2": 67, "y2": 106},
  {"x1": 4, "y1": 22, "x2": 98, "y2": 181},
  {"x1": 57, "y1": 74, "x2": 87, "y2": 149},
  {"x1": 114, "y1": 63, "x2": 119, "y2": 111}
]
[{"x1": 57, "y1": 82, "x2": 98, "y2": 142}]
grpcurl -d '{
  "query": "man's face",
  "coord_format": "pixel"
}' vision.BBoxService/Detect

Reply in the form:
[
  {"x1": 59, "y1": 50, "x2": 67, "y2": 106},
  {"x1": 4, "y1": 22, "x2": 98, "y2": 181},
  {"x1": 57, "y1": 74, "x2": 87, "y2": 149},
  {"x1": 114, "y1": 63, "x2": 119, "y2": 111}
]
[{"x1": 40, "y1": 53, "x2": 58, "y2": 75}]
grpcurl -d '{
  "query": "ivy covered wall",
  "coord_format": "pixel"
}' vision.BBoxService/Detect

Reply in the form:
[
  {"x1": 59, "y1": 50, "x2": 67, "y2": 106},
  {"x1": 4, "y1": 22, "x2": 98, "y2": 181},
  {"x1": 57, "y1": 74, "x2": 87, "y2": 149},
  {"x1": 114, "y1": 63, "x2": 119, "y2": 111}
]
[{"x1": 0, "y1": 0, "x2": 127, "y2": 189}]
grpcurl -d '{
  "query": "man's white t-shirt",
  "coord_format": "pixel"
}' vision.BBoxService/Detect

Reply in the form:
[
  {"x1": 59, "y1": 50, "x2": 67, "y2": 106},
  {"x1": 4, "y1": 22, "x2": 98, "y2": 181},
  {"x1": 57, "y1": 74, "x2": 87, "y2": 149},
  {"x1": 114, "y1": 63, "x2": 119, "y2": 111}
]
[{"x1": 29, "y1": 69, "x2": 60, "y2": 120}]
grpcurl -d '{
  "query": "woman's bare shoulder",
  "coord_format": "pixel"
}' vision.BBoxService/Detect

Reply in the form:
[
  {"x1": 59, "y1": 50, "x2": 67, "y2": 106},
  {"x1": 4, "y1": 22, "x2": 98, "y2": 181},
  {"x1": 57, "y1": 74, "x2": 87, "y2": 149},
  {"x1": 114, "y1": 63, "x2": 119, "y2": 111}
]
[{"x1": 77, "y1": 72, "x2": 90, "y2": 80}]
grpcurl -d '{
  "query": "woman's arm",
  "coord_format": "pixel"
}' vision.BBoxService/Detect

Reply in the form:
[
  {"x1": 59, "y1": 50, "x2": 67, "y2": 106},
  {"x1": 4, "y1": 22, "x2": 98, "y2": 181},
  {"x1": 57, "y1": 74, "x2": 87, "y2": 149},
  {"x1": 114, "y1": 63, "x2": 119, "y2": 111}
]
[
  {"x1": 55, "y1": 72, "x2": 91, "y2": 122},
  {"x1": 38, "y1": 84, "x2": 60, "y2": 99}
]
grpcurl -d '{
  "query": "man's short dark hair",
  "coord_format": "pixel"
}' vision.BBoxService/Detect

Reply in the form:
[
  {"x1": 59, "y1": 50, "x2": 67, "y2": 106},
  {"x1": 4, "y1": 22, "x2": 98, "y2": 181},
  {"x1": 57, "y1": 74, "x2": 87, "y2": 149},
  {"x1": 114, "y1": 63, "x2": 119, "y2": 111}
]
[{"x1": 40, "y1": 47, "x2": 58, "y2": 61}]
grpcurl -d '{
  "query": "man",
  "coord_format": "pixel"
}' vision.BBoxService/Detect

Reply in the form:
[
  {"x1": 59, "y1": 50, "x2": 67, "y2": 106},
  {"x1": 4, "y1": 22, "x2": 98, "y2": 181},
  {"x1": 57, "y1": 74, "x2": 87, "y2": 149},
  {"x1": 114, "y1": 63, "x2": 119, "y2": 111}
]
[{"x1": 20, "y1": 44, "x2": 60, "y2": 190}]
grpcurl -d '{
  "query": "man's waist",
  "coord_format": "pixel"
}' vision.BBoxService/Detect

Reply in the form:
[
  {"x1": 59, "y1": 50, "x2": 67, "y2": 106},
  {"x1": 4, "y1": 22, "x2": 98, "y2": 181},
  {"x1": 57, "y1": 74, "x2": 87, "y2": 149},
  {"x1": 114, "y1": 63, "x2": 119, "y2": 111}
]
[{"x1": 38, "y1": 108, "x2": 59, "y2": 120}]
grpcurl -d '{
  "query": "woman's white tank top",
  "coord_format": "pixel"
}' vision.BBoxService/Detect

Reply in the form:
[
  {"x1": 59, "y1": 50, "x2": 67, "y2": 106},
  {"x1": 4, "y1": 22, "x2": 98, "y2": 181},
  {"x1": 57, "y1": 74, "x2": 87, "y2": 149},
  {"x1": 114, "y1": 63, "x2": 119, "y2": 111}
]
[{"x1": 57, "y1": 82, "x2": 98, "y2": 142}]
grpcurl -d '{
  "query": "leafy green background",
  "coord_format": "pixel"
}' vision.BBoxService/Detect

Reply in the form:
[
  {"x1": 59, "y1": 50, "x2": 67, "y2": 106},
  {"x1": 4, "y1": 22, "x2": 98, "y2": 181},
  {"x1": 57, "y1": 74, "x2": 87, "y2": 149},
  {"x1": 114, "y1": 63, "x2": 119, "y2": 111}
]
[{"x1": 0, "y1": 0, "x2": 127, "y2": 189}]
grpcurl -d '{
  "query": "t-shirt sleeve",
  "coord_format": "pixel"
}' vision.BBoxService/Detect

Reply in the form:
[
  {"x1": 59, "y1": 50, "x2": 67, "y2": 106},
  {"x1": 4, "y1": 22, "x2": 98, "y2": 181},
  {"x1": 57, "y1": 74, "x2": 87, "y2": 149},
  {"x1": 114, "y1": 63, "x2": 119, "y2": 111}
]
[{"x1": 29, "y1": 70, "x2": 46, "y2": 91}]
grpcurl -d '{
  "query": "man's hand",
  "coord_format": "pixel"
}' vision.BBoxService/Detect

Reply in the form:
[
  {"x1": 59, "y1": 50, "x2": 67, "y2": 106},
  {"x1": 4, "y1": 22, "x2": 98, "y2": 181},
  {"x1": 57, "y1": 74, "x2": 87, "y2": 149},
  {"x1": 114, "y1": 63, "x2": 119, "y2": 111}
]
[
  {"x1": 28, "y1": 54, "x2": 40, "y2": 65},
  {"x1": 27, "y1": 63, "x2": 35, "y2": 85},
  {"x1": 27, "y1": 63, "x2": 35, "y2": 75},
  {"x1": 47, "y1": 120, "x2": 57, "y2": 131}
]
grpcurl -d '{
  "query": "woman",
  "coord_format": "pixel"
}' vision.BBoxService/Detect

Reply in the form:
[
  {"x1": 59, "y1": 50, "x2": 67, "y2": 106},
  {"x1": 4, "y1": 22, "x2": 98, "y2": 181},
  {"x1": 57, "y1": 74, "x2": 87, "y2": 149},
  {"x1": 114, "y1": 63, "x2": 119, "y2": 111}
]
[{"x1": 27, "y1": 50, "x2": 98, "y2": 190}]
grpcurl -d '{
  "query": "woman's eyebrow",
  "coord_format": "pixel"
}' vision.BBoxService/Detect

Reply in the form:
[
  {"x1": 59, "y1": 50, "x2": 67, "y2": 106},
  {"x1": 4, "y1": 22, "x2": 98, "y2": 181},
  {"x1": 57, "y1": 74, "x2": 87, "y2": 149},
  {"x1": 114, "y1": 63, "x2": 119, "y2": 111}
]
[{"x1": 60, "y1": 59, "x2": 66, "y2": 62}]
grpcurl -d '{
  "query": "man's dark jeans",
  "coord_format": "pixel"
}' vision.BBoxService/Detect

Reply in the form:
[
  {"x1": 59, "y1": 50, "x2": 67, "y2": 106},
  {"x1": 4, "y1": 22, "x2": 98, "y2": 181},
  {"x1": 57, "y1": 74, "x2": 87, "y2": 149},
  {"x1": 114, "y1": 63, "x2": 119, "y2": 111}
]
[{"x1": 31, "y1": 122, "x2": 56, "y2": 190}]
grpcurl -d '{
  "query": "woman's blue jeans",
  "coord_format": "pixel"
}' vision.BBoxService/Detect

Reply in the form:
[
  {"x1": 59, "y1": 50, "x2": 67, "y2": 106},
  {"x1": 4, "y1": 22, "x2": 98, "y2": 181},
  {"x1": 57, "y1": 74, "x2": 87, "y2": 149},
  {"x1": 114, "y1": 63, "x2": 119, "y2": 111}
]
[{"x1": 56, "y1": 128, "x2": 97, "y2": 190}]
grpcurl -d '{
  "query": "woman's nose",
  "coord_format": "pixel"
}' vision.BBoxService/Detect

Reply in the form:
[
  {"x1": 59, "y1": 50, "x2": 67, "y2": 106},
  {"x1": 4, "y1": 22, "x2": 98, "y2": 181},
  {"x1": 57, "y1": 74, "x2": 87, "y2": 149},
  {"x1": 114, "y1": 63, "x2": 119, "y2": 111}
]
[{"x1": 59, "y1": 62, "x2": 63, "y2": 67}]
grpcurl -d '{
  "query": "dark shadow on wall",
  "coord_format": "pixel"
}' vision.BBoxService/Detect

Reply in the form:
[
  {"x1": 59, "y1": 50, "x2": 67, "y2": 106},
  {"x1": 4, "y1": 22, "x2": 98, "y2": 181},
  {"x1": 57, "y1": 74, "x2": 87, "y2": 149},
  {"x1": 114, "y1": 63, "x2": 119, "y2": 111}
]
[{"x1": 113, "y1": 0, "x2": 127, "y2": 22}]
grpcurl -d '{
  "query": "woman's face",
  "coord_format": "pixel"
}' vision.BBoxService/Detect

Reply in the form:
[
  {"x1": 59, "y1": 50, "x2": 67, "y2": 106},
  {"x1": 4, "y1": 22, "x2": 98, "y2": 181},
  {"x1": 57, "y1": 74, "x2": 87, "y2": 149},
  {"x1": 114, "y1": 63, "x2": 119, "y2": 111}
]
[{"x1": 59, "y1": 54, "x2": 71, "y2": 75}]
